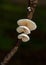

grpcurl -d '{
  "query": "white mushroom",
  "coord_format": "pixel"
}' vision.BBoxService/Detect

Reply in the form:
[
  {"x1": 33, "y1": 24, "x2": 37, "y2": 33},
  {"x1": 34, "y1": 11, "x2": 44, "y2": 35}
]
[
  {"x1": 16, "y1": 26, "x2": 31, "y2": 34},
  {"x1": 17, "y1": 19, "x2": 37, "y2": 31},
  {"x1": 27, "y1": 7, "x2": 31, "y2": 12},
  {"x1": 18, "y1": 34, "x2": 30, "y2": 42}
]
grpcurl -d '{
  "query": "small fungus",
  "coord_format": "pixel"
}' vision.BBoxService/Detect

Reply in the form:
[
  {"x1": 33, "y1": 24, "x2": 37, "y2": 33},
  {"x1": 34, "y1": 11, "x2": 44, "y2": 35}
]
[
  {"x1": 16, "y1": 26, "x2": 31, "y2": 34},
  {"x1": 17, "y1": 19, "x2": 37, "y2": 31},
  {"x1": 18, "y1": 33, "x2": 30, "y2": 42}
]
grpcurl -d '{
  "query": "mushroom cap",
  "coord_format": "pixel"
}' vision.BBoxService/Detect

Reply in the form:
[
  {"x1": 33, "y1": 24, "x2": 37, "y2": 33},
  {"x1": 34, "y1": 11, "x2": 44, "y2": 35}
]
[
  {"x1": 18, "y1": 34, "x2": 30, "y2": 42},
  {"x1": 17, "y1": 19, "x2": 37, "y2": 31},
  {"x1": 16, "y1": 26, "x2": 31, "y2": 34}
]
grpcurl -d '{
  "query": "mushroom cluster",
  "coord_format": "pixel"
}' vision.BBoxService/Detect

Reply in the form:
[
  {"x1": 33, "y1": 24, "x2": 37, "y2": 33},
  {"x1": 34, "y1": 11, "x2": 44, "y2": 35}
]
[{"x1": 16, "y1": 19, "x2": 37, "y2": 42}]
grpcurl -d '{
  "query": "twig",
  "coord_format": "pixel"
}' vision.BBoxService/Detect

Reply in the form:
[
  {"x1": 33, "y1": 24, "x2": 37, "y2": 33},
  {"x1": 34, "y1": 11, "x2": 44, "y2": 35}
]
[
  {"x1": 1, "y1": 0, "x2": 38, "y2": 65},
  {"x1": 1, "y1": 40, "x2": 21, "y2": 65},
  {"x1": 1, "y1": 46, "x2": 18, "y2": 65},
  {"x1": 27, "y1": 0, "x2": 38, "y2": 19}
]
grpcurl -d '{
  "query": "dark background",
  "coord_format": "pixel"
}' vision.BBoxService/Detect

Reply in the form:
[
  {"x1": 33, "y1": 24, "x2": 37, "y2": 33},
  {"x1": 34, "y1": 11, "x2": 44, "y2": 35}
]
[{"x1": 0, "y1": 0, "x2": 46, "y2": 65}]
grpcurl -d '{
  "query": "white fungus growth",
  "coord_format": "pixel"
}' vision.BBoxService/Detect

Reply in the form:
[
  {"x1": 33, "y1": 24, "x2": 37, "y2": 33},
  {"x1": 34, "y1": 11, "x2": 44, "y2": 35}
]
[
  {"x1": 17, "y1": 19, "x2": 37, "y2": 42},
  {"x1": 27, "y1": 7, "x2": 31, "y2": 12},
  {"x1": 18, "y1": 34, "x2": 30, "y2": 42},
  {"x1": 17, "y1": 19, "x2": 37, "y2": 31},
  {"x1": 16, "y1": 26, "x2": 31, "y2": 34}
]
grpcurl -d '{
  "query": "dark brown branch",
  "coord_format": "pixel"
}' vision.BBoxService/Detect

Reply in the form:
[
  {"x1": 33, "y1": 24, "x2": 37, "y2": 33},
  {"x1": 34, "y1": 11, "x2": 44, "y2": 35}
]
[
  {"x1": 1, "y1": 0, "x2": 38, "y2": 65},
  {"x1": 27, "y1": 0, "x2": 38, "y2": 19},
  {"x1": 1, "y1": 40, "x2": 21, "y2": 65}
]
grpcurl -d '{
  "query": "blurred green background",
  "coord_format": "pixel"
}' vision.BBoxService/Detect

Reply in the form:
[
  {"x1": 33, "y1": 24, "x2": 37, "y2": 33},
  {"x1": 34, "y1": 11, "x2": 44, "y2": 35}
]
[{"x1": 0, "y1": 0, "x2": 46, "y2": 65}]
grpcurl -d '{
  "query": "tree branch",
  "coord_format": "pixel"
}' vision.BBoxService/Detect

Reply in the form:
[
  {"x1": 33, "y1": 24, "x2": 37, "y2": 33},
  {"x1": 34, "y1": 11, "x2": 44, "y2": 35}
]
[
  {"x1": 1, "y1": 0, "x2": 38, "y2": 65},
  {"x1": 27, "y1": 0, "x2": 38, "y2": 19}
]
